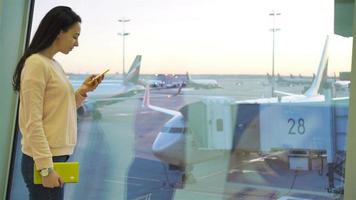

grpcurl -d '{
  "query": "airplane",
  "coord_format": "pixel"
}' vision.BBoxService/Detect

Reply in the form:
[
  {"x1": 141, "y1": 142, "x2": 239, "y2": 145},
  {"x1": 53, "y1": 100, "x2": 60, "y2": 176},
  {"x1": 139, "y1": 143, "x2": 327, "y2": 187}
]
[
  {"x1": 142, "y1": 74, "x2": 184, "y2": 89},
  {"x1": 334, "y1": 80, "x2": 350, "y2": 89},
  {"x1": 332, "y1": 73, "x2": 350, "y2": 90},
  {"x1": 141, "y1": 36, "x2": 346, "y2": 190},
  {"x1": 185, "y1": 72, "x2": 222, "y2": 89},
  {"x1": 144, "y1": 79, "x2": 165, "y2": 88},
  {"x1": 144, "y1": 73, "x2": 220, "y2": 89},
  {"x1": 267, "y1": 73, "x2": 315, "y2": 87},
  {"x1": 268, "y1": 71, "x2": 349, "y2": 92},
  {"x1": 75, "y1": 55, "x2": 145, "y2": 118}
]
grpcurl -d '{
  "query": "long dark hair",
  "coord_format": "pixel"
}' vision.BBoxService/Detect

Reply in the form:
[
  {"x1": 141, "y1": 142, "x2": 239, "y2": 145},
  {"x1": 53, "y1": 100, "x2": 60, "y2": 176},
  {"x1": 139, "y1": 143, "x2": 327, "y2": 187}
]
[{"x1": 12, "y1": 6, "x2": 81, "y2": 91}]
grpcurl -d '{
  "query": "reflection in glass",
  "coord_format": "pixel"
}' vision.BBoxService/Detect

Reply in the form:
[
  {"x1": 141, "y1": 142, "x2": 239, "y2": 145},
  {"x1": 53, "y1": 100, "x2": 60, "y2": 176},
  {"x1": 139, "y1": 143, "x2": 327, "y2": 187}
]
[{"x1": 8, "y1": 0, "x2": 352, "y2": 199}]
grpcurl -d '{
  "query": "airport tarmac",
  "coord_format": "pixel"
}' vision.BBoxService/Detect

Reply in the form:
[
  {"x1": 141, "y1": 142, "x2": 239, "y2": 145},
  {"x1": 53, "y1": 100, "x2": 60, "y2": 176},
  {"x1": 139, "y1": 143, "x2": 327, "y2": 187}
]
[{"x1": 8, "y1": 76, "x2": 345, "y2": 200}]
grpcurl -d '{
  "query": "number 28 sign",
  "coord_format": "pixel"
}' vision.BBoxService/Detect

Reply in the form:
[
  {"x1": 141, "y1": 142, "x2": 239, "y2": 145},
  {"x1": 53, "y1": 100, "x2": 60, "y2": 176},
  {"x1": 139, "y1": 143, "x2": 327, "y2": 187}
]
[
  {"x1": 259, "y1": 103, "x2": 332, "y2": 151},
  {"x1": 288, "y1": 118, "x2": 305, "y2": 135}
]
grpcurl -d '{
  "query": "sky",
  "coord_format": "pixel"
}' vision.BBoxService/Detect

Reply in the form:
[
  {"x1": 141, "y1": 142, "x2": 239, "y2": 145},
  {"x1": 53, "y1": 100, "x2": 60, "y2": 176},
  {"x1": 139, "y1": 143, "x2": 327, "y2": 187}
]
[{"x1": 33, "y1": 0, "x2": 353, "y2": 75}]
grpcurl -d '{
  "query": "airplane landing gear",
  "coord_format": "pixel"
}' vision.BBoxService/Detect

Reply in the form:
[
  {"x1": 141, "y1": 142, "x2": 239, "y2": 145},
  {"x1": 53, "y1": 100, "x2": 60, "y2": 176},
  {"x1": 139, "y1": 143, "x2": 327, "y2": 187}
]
[
  {"x1": 166, "y1": 164, "x2": 196, "y2": 188},
  {"x1": 181, "y1": 171, "x2": 196, "y2": 185},
  {"x1": 180, "y1": 165, "x2": 196, "y2": 185}
]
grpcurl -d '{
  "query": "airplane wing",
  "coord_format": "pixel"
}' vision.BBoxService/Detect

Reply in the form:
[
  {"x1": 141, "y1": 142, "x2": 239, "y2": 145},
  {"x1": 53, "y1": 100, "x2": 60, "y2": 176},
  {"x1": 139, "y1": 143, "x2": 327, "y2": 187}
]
[
  {"x1": 274, "y1": 90, "x2": 303, "y2": 97},
  {"x1": 87, "y1": 93, "x2": 171, "y2": 104},
  {"x1": 332, "y1": 96, "x2": 349, "y2": 101},
  {"x1": 77, "y1": 91, "x2": 141, "y2": 117},
  {"x1": 142, "y1": 85, "x2": 182, "y2": 117},
  {"x1": 77, "y1": 89, "x2": 173, "y2": 118}
]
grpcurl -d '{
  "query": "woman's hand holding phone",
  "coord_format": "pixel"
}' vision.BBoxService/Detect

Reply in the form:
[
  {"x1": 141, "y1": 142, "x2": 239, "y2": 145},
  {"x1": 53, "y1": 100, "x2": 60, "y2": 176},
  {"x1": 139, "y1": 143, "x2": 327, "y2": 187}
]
[
  {"x1": 77, "y1": 69, "x2": 109, "y2": 96},
  {"x1": 90, "y1": 69, "x2": 110, "y2": 83}
]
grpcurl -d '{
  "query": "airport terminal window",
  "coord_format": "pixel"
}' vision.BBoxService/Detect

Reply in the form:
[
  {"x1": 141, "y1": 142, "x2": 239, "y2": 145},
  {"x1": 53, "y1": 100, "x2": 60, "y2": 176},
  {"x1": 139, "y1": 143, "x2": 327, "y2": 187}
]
[{"x1": 8, "y1": 0, "x2": 352, "y2": 199}]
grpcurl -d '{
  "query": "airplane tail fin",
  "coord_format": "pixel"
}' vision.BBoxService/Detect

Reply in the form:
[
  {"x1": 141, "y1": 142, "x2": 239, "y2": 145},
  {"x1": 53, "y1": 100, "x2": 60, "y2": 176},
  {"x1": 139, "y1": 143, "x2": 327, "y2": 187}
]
[
  {"x1": 277, "y1": 73, "x2": 281, "y2": 81},
  {"x1": 186, "y1": 71, "x2": 192, "y2": 81},
  {"x1": 124, "y1": 55, "x2": 142, "y2": 84},
  {"x1": 266, "y1": 73, "x2": 272, "y2": 82},
  {"x1": 303, "y1": 35, "x2": 329, "y2": 97}
]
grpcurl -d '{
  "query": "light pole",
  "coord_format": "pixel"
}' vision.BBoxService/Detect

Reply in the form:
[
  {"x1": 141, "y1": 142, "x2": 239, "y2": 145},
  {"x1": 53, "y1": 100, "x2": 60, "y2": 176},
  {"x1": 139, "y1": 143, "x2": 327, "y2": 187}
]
[
  {"x1": 269, "y1": 11, "x2": 280, "y2": 97},
  {"x1": 118, "y1": 18, "x2": 130, "y2": 76}
]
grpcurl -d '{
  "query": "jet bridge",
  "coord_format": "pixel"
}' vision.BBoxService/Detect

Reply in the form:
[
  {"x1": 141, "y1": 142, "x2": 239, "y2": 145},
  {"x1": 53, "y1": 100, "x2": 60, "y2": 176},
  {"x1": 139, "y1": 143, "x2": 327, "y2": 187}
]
[
  {"x1": 184, "y1": 99, "x2": 348, "y2": 157},
  {"x1": 259, "y1": 101, "x2": 348, "y2": 161},
  {"x1": 240, "y1": 101, "x2": 348, "y2": 191},
  {"x1": 183, "y1": 97, "x2": 348, "y2": 190},
  {"x1": 259, "y1": 102, "x2": 335, "y2": 161},
  {"x1": 183, "y1": 97, "x2": 235, "y2": 150}
]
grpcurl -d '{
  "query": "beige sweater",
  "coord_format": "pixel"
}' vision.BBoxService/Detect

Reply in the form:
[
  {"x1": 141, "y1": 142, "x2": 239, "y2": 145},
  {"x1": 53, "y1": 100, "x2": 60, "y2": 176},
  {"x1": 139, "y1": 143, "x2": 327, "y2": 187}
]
[{"x1": 19, "y1": 54, "x2": 86, "y2": 170}]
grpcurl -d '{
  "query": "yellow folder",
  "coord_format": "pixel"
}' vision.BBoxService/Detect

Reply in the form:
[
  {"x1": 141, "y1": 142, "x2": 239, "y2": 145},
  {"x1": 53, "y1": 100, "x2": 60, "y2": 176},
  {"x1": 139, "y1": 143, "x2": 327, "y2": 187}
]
[{"x1": 34, "y1": 162, "x2": 79, "y2": 184}]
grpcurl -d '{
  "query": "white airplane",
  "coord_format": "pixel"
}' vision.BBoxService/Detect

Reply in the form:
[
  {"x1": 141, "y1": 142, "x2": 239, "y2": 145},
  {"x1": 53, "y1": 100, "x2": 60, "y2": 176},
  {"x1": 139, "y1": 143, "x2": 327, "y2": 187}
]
[
  {"x1": 233, "y1": 35, "x2": 329, "y2": 104},
  {"x1": 334, "y1": 80, "x2": 350, "y2": 89},
  {"x1": 185, "y1": 72, "x2": 222, "y2": 89},
  {"x1": 267, "y1": 73, "x2": 315, "y2": 87},
  {"x1": 141, "y1": 36, "x2": 341, "y2": 185},
  {"x1": 143, "y1": 73, "x2": 221, "y2": 89},
  {"x1": 75, "y1": 55, "x2": 144, "y2": 117}
]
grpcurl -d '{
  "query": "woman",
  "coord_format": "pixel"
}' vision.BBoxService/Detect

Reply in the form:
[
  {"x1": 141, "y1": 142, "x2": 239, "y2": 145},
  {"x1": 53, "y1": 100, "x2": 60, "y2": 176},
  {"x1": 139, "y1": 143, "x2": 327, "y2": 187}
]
[{"x1": 12, "y1": 6, "x2": 103, "y2": 200}]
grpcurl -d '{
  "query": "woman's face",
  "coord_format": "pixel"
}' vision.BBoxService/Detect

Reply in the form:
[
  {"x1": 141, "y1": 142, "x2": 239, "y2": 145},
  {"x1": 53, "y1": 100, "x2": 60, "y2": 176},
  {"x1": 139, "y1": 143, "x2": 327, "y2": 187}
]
[{"x1": 57, "y1": 22, "x2": 81, "y2": 54}]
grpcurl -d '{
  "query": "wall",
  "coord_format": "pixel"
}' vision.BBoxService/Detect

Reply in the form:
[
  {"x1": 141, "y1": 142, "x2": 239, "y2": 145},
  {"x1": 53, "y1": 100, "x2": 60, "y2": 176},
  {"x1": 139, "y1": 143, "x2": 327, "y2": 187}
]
[
  {"x1": 0, "y1": 0, "x2": 30, "y2": 199},
  {"x1": 344, "y1": 1, "x2": 356, "y2": 198}
]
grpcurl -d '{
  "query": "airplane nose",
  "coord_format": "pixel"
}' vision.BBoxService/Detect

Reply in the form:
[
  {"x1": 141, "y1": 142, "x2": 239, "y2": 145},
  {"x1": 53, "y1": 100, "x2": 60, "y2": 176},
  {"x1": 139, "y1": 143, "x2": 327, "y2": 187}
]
[{"x1": 152, "y1": 132, "x2": 185, "y2": 166}]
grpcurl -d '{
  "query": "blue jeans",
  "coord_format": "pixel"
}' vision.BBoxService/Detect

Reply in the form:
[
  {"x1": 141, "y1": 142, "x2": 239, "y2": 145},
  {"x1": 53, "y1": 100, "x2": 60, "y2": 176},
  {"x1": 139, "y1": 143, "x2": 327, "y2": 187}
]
[{"x1": 21, "y1": 153, "x2": 69, "y2": 200}]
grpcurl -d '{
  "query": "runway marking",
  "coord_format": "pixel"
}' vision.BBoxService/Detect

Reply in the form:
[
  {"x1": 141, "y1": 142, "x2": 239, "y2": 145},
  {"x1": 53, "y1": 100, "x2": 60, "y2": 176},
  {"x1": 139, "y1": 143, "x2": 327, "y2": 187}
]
[
  {"x1": 224, "y1": 182, "x2": 336, "y2": 199},
  {"x1": 119, "y1": 176, "x2": 163, "y2": 183},
  {"x1": 104, "y1": 179, "x2": 141, "y2": 186},
  {"x1": 185, "y1": 183, "x2": 331, "y2": 200},
  {"x1": 244, "y1": 152, "x2": 284, "y2": 163},
  {"x1": 180, "y1": 190, "x2": 230, "y2": 199},
  {"x1": 133, "y1": 193, "x2": 152, "y2": 200},
  {"x1": 111, "y1": 110, "x2": 154, "y2": 116},
  {"x1": 124, "y1": 176, "x2": 163, "y2": 182},
  {"x1": 228, "y1": 169, "x2": 275, "y2": 175},
  {"x1": 184, "y1": 171, "x2": 336, "y2": 199},
  {"x1": 114, "y1": 113, "x2": 134, "y2": 116},
  {"x1": 139, "y1": 111, "x2": 153, "y2": 114},
  {"x1": 196, "y1": 169, "x2": 227, "y2": 180},
  {"x1": 277, "y1": 196, "x2": 312, "y2": 200}
]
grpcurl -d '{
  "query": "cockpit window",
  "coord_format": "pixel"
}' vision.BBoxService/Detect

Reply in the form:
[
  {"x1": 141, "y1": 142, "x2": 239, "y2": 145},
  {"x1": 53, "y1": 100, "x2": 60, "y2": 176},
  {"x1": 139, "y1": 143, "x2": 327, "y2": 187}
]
[
  {"x1": 160, "y1": 127, "x2": 188, "y2": 134},
  {"x1": 161, "y1": 127, "x2": 170, "y2": 132},
  {"x1": 169, "y1": 127, "x2": 184, "y2": 133}
]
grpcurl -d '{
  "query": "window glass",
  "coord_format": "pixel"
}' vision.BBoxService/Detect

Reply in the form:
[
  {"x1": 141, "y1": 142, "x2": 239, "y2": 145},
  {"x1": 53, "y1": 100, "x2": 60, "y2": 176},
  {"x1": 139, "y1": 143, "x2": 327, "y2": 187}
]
[{"x1": 9, "y1": 0, "x2": 352, "y2": 199}]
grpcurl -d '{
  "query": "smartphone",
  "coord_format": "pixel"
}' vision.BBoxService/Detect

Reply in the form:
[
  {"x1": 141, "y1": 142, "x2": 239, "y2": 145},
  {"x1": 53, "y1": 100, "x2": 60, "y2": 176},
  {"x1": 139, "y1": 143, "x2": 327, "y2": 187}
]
[{"x1": 92, "y1": 69, "x2": 110, "y2": 82}]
